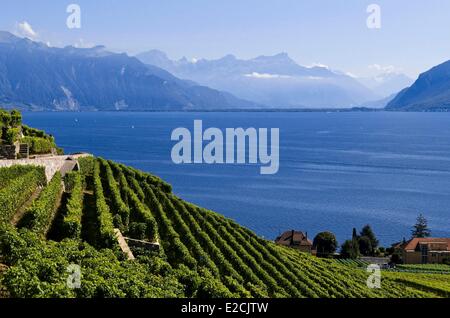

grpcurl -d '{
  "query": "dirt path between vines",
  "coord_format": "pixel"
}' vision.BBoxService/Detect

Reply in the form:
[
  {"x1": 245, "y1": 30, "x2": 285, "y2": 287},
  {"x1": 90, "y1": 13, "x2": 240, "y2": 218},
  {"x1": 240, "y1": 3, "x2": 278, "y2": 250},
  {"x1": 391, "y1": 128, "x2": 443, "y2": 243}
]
[{"x1": 10, "y1": 186, "x2": 43, "y2": 226}]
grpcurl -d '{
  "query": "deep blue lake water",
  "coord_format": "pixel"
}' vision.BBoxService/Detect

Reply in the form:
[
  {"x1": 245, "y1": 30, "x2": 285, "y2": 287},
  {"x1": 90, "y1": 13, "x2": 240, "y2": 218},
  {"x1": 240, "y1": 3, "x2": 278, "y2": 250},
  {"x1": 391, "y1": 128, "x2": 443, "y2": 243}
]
[{"x1": 22, "y1": 111, "x2": 450, "y2": 246}]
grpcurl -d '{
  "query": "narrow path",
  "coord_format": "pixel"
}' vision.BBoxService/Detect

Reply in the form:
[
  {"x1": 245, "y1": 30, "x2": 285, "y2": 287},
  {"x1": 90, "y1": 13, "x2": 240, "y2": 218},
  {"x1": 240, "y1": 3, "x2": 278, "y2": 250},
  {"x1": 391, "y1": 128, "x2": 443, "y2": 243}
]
[
  {"x1": 80, "y1": 191, "x2": 99, "y2": 247},
  {"x1": 47, "y1": 190, "x2": 69, "y2": 241},
  {"x1": 11, "y1": 186, "x2": 43, "y2": 226},
  {"x1": 114, "y1": 229, "x2": 135, "y2": 260}
]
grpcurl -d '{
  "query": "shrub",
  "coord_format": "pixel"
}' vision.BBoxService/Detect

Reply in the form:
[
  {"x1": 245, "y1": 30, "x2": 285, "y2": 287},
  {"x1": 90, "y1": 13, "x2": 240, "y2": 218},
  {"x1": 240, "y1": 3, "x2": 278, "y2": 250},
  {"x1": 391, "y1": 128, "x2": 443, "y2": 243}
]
[
  {"x1": 9, "y1": 110, "x2": 22, "y2": 127},
  {"x1": 61, "y1": 172, "x2": 84, "y2": 239},
  {"x1": 78, "y1": 156, "x2": 95, "y2": 177},
  {"x1": 0, "y1": 165, "x2": 36, "y2": 189},
  {"x1": 22, "y1": 136, "x2": 55, "y2": 154},
  {"x1": 99, "y1": 159, "x2": 130, "y2": 228},
  {"x1": 22, "y1": 125, "x2": 53, "y2": 140},
  {"x1": 0, "y1": 109, "x2": 22, "y2": 128},
  {"x1": 0, "y1": 109, "x2": 11, "y2": 127},
  {"x1": 93, "y1": 161, "x2": 115, "y2": 248},
  {"x1": 112, "y1": 214, "x2": 125, "y2": 232},
  {"x1": 5, "y1": 127, "x2": 20, "y2": 144},
  {"x1": 126, "y1": 175, "x2": 145, "y2": 201},
  {"x1": 126, "y1": 188, "x2": 158, "y2": 242},
  {"x1": 0, "y1": 227, "x2": 183, "y2": 298},
  {"x1": 56, "y1": 147, "x2": 64, "y2": 155},
  {"x1": 64, "y1": 171, "x2": 78, "y2": 192},
  {"x1": 129, "y1": 222, "x2": 148, "y2": 240}
]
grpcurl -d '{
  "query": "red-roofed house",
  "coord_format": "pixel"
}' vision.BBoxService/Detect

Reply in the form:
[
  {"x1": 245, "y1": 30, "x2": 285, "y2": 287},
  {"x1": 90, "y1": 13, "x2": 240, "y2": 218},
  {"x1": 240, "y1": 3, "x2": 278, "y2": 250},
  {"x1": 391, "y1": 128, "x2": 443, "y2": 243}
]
[
  {"x1": 275, "y1": 230, "x2": 316, "y2": 254},
  {"x1": 395, "y1": 238, "x2": 450, "y2": 264}
]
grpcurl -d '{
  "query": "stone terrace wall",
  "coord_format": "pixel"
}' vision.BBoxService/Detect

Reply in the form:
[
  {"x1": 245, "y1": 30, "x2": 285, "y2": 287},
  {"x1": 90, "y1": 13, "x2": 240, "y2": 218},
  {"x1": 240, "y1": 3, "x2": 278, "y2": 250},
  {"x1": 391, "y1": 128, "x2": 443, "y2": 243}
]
[
  {"x1": 0, "y1": 145, "x2": 17, "y2": 160},
  {"x1": 0, "y1": 154, "x2": 91, "y2": 182}
]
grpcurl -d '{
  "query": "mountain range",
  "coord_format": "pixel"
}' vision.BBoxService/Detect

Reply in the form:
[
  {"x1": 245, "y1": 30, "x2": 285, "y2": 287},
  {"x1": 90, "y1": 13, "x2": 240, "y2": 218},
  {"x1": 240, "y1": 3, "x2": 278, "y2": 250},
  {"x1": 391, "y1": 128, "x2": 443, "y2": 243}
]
[
  {"x1": 2, "y1": 30, "x2": 449, "y2": 111},
  {"x1": 137, "y1": 50, "x2": 394, "y2": 109},
  {"x1": 0, "y1": 31, "x2": 258, "y2": 111},
  {"x1": 387, "y1": 60, "x2": 450, "y2": 111}
]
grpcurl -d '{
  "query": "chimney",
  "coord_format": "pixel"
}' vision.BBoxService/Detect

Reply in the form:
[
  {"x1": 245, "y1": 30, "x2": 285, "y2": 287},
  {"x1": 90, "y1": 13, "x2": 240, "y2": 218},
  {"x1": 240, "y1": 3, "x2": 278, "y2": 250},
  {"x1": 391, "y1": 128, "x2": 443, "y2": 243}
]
[
  {"x1": 305, "y1": 232, "x2": 308, "y2": 240},
  {"x1": 290, "y1": 230, "x2": 295, "y2": 246}
]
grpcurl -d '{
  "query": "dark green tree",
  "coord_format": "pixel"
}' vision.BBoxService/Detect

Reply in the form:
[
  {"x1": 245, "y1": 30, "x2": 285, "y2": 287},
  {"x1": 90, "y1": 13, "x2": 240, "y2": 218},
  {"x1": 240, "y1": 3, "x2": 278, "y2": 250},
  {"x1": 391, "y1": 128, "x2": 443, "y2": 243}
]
[
  {"x1": 313, "y1": 231, "x2": 338, "y2": 258},
  {"x1": 340, "y1": 240, "x2": 359, "y2": 259},
  {"x1": 351, "y1": 227, "x2": 360, "y2": 258},
  {"x1": 411, "y1": 214, "x2": 431, "y2": 238},
  {"x1": 360, "y1": 224, "x2": 378, "y2": 251},
  {"x1": 10, "y1": 110, "x2": 22, "y2": 127},
  {"x1": 358, "y1": 236, "x2": 372, "y2": 256},
  {"x1": 0, "y1": 109, "x2": 11, "y2": 127},
  {"x1": 352, "y1": 227, "x2": 358, "y2": 240}
]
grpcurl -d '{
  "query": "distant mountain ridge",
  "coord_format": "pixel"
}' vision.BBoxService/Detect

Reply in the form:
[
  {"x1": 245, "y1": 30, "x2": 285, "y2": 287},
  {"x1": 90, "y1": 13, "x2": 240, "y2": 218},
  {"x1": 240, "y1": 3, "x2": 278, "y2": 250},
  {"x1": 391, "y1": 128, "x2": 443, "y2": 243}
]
[
  {"x1": 386, "y1": 60, "x2": 450, "y2": 111},
  {"x1": 0, "y1": 30, "x2": 426, "y2": 111},
  {"x1": 137, "y1": 50, "x2": 382, "y2": 109},
  {"x1": 0, "y1": 31, "x2": 258, "y2": 111},
  {"x1": 357, "y1": 72, "x2": 413, "y2": 98}
]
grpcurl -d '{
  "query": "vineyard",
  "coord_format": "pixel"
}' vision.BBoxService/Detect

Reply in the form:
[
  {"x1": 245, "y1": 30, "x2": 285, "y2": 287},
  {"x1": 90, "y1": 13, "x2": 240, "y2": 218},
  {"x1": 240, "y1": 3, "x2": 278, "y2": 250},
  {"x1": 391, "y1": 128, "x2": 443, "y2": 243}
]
[
  {"x1": 334, "y1": 259, "x2": 371, "y2": 268},
  {"x1": 1, "y1": 157, "x2": 450, "y2": 298}
]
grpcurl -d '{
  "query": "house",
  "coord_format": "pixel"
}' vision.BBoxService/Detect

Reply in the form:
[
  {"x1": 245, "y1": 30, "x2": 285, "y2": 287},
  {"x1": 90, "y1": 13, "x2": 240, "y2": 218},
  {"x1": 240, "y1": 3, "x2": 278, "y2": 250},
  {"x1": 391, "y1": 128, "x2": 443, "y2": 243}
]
[
  {"x1": 395, "y1": 238, "x2": 450, "y2": 264},
  {"x1": 275, "y1": 230, "x2": 316, "y2": 254}
]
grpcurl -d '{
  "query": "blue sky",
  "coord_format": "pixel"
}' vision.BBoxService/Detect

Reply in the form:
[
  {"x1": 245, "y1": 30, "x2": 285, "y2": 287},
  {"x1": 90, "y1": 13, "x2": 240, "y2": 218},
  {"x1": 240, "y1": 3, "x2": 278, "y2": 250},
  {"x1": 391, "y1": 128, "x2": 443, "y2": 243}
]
[{"x1": 1, "y1": 0, "x2": 450, "y2": 78}]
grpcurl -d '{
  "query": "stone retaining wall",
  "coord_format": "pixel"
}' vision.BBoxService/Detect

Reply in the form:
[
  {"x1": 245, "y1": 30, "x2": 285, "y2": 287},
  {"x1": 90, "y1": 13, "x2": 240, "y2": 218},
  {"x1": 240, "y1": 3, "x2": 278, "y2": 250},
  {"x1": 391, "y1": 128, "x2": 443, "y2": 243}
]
[
  {"x1": 0, "y1": 154, "x2": 91, "y2": 182},
  {"x1": 0, "y1": 145, "x2": 17, "y2": 159}
]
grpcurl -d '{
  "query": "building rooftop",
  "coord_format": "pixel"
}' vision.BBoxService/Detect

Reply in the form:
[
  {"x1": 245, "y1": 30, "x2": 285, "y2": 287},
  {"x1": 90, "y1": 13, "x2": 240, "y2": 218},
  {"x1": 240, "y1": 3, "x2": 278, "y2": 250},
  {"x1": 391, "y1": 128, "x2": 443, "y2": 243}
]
[
  {"x1": 275, "y1": 230, "x2": 313, "y2": 247},
  {"x1": 400, "y1": 238, "x2": 450, "y2": 252}
]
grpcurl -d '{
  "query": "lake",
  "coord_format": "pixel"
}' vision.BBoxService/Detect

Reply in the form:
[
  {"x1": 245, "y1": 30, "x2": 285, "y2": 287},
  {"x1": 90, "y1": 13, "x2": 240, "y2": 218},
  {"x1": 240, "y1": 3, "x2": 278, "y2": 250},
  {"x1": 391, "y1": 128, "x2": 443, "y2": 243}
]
[{"x1": 22, "y1": 111, "x2": 450, "y2": 246}]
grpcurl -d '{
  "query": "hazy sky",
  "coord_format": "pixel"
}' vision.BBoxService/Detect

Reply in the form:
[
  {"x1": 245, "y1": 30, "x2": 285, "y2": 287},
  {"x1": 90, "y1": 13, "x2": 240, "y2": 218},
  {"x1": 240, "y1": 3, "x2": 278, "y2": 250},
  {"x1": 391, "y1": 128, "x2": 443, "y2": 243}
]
[{"x1": 2, "y1": 0, "x2": 450, "y2": 78}]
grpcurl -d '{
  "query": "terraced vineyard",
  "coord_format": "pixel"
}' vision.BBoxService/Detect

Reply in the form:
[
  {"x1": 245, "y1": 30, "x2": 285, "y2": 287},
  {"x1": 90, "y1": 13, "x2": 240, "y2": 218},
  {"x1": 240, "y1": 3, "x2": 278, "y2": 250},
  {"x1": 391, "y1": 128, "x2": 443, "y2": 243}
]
[
  {"x1": 335, "y1": 259, "x2": 371, "y2": 268},
  {"x1": 393, "y1": 264, "x2": 450, "y2": 274},
  {"x1": 1, "y1": 157, "x2": 450, "y2": 298}
]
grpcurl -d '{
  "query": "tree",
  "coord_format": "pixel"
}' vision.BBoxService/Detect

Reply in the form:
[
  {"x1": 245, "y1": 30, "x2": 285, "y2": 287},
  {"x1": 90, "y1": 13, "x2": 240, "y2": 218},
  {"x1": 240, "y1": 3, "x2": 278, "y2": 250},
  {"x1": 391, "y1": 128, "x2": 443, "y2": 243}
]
[
  {"x1": 360, "y1": 225, "x2": 378, "y2": 251},
  {"x1": 340, "y1": 228, "x2": 360, "y2": 259},
  {"x1": 313, "y1": 232, "x2": 338, "y2": 258},
  {"x1": 0, "y1": 109, "x2": 11, "y2": 127},
  {"x1": 358, "y1": 236, "x2": 372, "y2": 256},
  {"x1": 341, "y1": 240, "x2": 359, "y2": 259},
  {"x1": 352, "y1": 228, "x2": 358, "y2": 240},
  {"x1": 10, "y1": 110, "x2": 22, "y2": 127},
  {"x1": 351, "y1": 227, "x2": 360, "y2": 258},
  {"x1": 411, "y1": 214, "x2": 431, "y2": 238},
  {"x1": 390, "y1": 252, "x2": 403, "y2": 264}
]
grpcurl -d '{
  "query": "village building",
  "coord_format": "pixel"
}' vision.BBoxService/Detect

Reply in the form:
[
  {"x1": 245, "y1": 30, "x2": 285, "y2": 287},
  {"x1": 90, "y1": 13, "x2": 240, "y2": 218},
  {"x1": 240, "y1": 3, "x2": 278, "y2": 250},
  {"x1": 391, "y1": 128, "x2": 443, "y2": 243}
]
[
  {"x1": 394, "y1": 238, "x2": 450, "y2": 264},
  {"x1": 275, "y1": 230, "x2": 316, "y2": 255}
]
